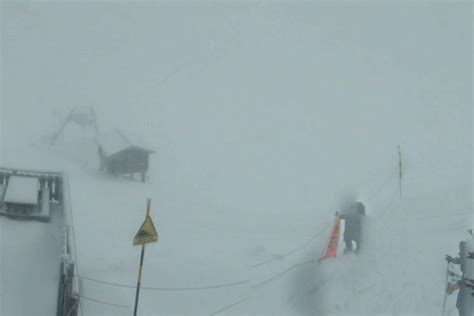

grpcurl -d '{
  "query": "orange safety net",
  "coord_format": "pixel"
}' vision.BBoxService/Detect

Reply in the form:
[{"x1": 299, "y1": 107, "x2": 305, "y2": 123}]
[{"x1": 321, "y1": 216, "x2": 341, "y2": 260}]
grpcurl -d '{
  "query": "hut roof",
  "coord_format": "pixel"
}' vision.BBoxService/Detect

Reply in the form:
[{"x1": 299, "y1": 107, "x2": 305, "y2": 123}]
[
  {"x1": 3, "y1": 176, "x2": 39, "y2": 205},
  {"x1": 97, "y1": 129, "x2": 154, "y2": 157}
]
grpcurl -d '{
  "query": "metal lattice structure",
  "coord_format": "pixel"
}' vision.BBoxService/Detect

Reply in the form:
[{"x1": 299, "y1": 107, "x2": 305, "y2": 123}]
[{"x1": 50, "y1": 106, "x2": 99, "y2": 145}]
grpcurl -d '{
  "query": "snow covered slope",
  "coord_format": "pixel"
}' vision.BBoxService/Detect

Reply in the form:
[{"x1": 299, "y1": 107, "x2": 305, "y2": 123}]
[
  {"x1": 0, "y1": 133, "x2": 470, "y2": 316},
  {"x1": 1, "y1": 2, "x2": 472, "y2": 316}
]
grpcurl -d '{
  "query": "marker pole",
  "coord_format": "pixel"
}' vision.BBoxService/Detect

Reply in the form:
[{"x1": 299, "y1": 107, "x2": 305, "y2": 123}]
[
  {"x1": 133, "y1": 199, "x2": 151, "y2": 316},
  {"x1": 441, "y1": 261, "x2": 450, "y2": 316},
  {"x1": 133, "y1": 245, "x2": 146, "y2": 316},
  {"x1": 398, "y1": 145, "x2": 402, "y2": 199}
]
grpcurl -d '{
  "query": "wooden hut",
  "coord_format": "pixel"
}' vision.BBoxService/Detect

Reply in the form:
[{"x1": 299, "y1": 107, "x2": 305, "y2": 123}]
[{"x1": 97, "y1": 130, "x2": 155, "y2": 182}]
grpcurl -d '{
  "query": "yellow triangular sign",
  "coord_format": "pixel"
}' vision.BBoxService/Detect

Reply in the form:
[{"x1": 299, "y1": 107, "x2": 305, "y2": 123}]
[{"x1": 133, "y1": 216, "x2": 158, "y2": 246}]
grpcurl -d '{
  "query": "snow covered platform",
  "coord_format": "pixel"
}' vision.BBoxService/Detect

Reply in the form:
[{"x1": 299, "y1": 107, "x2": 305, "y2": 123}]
[
  {"x1": 0, "y1": 175, "x2": 52, "y2": 221},
  {"x1": 0, "y1": 200, "x2": 62, "y2": 314},
  {"x1": 3, "y1": 176, "x2": 39, "y2": 205},
  {"x1": 0, "y1": 167, "x2": 80, "y2": 316}
]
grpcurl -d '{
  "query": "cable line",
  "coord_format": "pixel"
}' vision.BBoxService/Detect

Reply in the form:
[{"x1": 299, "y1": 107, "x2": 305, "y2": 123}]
[
  {"x1": 77, "y1": 275, "x2": 250, "y2": 291},
  {"x1": 209, "y1": 297, "x2": 251, "y2": 315},
  {"x1": 251, "y1": 221, "x2": 332, "y2": 268},
  {"x1": 79, "y1": 294, "x2": 130, "y2": 309},
  {"x1": 366, "y1": 168, "x2": 398, "y2": 202},
  {"x1": 251, "y1": 257, "x2": 319, "y2": 289}
]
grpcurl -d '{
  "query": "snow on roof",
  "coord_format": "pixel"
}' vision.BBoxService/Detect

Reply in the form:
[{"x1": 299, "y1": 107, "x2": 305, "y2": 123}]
[
  {"x1": 97, "y1": 129, "x2": 154, "y2": 156},
  {"x1": 3, "y1": 176, "x2": 39, "y2": 205}
]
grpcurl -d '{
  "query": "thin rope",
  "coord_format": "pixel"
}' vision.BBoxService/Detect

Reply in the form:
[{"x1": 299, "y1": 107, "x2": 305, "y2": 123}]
[
  {"x1": 79, "y1": 294, "x2": 130, "y2": 309},
  {"x1": 209, "y1": 297, "x2": 251, "y2": 315},
  {"x1": 366, "y1": 168, "x2": 398, "y2": 202},
  {"x1": 251, "y1": 257, "x2": 319, "y2": 289},
  {"x1": 77, "y1": 275, "x2": 250, "y2": 291},
  {"x1": 251, "y1": 221, "x2": 332, "y2": 268}
]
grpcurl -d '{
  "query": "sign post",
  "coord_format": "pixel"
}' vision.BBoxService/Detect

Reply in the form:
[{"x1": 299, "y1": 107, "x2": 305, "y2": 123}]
[{"x1": 133, "y1": 198, "x2": 158, "y2": 316}]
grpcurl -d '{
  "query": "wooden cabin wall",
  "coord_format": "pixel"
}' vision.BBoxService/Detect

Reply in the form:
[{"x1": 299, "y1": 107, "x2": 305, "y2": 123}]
[{"x1": 104, "y1": 148, "x2": 149, "y2": 175}]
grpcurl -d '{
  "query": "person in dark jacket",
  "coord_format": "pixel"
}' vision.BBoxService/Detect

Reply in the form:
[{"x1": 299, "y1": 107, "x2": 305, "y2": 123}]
[
  {"x1": 339, "y1": 201, "x2": 365, "y2": 254},
  {"x1": 446, "y1": 240, "x2": 473, "y2": 316}
]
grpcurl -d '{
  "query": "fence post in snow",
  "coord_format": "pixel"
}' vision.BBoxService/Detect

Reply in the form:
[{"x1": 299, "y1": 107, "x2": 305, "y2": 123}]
[{"x1": 398, "y1": 145, "x2": 402, "y2": 200}]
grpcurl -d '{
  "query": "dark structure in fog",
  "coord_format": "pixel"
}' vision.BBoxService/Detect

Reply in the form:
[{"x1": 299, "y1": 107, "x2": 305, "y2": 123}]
[
  {"x1": 50, "y1": 106, "x2": 99, "y2": 145},
  {"x1": 97, "y1": 130, "x2": 155, "y2": 182}
]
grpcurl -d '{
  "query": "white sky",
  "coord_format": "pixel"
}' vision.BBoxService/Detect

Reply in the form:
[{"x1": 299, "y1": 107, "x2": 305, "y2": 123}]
[{"x1": 1, "y1": 1, "x2": 472, "y2": 211}]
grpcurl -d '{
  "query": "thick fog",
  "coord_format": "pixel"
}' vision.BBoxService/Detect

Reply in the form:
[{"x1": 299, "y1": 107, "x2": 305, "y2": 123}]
[{"x1": 0, "y1": 2, "x2": 472, "y2": 315}]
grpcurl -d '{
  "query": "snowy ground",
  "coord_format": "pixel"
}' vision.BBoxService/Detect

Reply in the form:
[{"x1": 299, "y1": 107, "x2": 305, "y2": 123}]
[
  {"x1": 0, "y1": 138, "x2": 471, "y2": 316},
  {"x1": 0, "y1": 198, "x2": 62, "y2": 315},
  {"x1": 1, "y1": 2, "x2": 472, "y2": 315}
]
